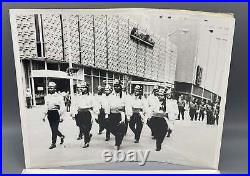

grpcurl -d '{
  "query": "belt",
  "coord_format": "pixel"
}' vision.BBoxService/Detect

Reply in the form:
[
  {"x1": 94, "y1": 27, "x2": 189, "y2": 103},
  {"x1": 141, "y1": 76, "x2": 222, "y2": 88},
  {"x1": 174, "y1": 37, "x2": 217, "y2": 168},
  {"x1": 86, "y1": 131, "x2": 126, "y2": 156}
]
[
  {"x1": 110, "y1": 107, "x2": 125, "y2": 113},
  {"x1": 110, "y1": 109, "x2": 121, "y2": 114},
  {"x1": 48, "y1": 109, "x2": 59, "y2": 111},
  {"x1": 132, "y1": 108, "x2": 143, "y2": 112},
  {"x1": 78, "y1": 108, "x2": 91, "y2": 112},
  {"x1": 152, "y1": 112, "x2": 167, "y2": 118}
]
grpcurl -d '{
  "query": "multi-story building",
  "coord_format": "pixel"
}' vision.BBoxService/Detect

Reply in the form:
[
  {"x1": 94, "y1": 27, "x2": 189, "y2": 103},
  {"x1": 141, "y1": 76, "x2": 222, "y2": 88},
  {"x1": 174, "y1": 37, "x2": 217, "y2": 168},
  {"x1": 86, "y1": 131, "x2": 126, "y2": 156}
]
[
  {"x1": 12, "y1": 11, "x2": 177, "y2": 106},
  {"x1": 139, "y1": 10, "x2": 234, "y2": 102}
]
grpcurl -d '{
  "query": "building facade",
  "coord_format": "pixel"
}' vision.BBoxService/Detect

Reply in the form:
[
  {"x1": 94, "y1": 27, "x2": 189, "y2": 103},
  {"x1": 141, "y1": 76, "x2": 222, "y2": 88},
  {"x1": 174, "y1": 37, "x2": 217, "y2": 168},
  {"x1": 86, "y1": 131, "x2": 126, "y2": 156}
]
[
  {"x1": 139, "y1": 11, "x2": 233, "y2": 102},
  {"x1": 13, "y1": 12, "x2": 177, "y2": 105}
]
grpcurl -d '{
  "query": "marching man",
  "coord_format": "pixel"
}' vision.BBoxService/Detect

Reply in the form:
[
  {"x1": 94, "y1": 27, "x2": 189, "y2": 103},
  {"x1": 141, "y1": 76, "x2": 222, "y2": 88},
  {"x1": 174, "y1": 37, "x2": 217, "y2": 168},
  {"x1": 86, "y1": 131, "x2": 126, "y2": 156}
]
[
  {"x1": 147, "y1": 85, "x2": 159, "y2": 139},
  {"x1": 103, "y1": 79, "x2": 127, "y2": 150},
  {"x1": 147, "y1": 88, "x2": 169, "y2": 151},
  {"x1": 94, "y1": 86, "x2": 105, "y2": 135},
  {"x1": 101, "y1": 84, "x2": 113, "y2": 141},
  {"x1": 128, "y1": 85, "x2": 148, "y2": 143},
  {"x1": 43, "y1": 81, "x2": 65, "y2": 150},
  {"x1": 71, "y1": 82, "x2": 93, "y2": 148},
  {"x1": 165, "y1": 88, "x2": 178, "y2": 137}
]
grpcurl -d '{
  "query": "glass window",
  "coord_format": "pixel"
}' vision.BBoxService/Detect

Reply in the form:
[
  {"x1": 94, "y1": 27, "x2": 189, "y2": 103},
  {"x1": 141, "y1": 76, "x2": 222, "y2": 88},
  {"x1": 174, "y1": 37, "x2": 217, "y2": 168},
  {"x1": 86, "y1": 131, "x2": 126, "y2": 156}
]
[
  {"x1": 203, "y1": 89, "x2": 212, "y2": 99},
  {"x1": 175, "y1": 82, "x2": 192, "y2": 93},
  {"x1": 93, "y1": 68, "x2": 99, "y2": 76},
  {"x1": 32, "y1": 60, "x2": 45, "y2": 70},
  {"x1": 60, "y1": 63, "x2": 69, "y2": 72},
  {"x1": 100, "y1": 70, "x2": 106, "y2": 77},
  {"x1": 36, "y1": 43, "x2": 42, "y2": 57},
  {"x1": 47, "y1": 63, "x2": 58, "y2": 70},
  {"x1": 100, "y1": 77, "x2": 106, "y2": 88},
  {"x1": 93, "y1": 77, "x2": 99, "y2": 95},
  {"x1": 114, "y1": 73, "x2": 120, "y2": 79},
  {"x1": 192, "y1": 85, "x2": 203, "y2": 96},
  {"x1": 84, "y1": 67, "x2": 91, "y2": 75},
  {"x1": 108, "y1": 71, "x2": 113, "y2": 79},
  {"x1": 85, "y1": 75, "x2": 92, "y2": 94}
]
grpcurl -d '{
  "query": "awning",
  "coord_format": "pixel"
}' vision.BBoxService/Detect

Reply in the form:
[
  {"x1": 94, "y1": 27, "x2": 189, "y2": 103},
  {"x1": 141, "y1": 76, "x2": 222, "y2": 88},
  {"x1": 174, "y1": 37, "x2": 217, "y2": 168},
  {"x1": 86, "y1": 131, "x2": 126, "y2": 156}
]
[
  {"x1": 30, "y1": 70, "x2": 84, "y2": 80},
  {"x1": 130, "y1": 81, "x2": 174, "y2": 87}
]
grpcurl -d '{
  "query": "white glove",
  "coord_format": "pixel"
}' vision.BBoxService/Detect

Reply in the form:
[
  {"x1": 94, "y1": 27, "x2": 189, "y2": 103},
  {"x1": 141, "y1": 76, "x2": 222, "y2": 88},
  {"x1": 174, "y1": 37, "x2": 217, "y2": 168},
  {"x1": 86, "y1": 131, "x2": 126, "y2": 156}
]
[
  {"x1": 139, "y1": 112, "x2": 145, "y2": 123},
  {"x1": 120, "y1": 112, "x2": 126, "y2": 123},
  {"x1": 105, "y1": 113, "x2": 109, "y2": 119}
]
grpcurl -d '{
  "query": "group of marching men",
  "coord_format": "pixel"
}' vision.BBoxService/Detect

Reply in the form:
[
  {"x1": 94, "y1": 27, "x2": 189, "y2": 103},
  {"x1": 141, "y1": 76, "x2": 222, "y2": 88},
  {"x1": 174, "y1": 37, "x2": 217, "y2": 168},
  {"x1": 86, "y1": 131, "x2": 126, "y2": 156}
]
[{"x1": 43, "y1": 79, "x2": 178, "y2": 152}]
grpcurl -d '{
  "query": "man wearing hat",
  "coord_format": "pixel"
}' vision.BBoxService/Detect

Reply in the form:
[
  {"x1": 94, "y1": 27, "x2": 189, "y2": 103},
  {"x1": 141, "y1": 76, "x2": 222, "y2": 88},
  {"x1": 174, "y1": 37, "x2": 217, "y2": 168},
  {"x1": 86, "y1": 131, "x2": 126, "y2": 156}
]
[
  {"x1": 177, "y1": 94, "x2": 186, "y2": 120},
  {"x1": 101, "y1": 84, "x2": 113, "y2": 141},
  {"x1": 93, "y1": 85, "x2": 105, "y2": 135},
  {"x1": 128, "y1": 85, "x2": 148, "y2": 143},
  {"x1": 43, "y1": 81, "x2": 65, "y2": 149},
  {"x1": 121, "y1": 84, "x2": 130, "y2": 135},
  {"x1": 147, "y1": 88, "x2": 169, "y2": 151},
  {"x1": 198, "y1": 100, "x2": 206, "y2": 121},
  {"x1": 147, "y1": 85, "x2": 159, "y2": 139},
  {"x1": 165, "y1": 88, "x2": 178, "y2": 137},
  {"x1": 26, "y1": 88, "x2": 32, "y2": 108},
  {"x1": 206, "y1": 100, "x2": 214, "y2": 125},
  {"x1": 103, "y1": 79, "x2": 127, "y2": 150},
  {"x1": 71, "y1": 82, "x2": 93, "y2": 148}
]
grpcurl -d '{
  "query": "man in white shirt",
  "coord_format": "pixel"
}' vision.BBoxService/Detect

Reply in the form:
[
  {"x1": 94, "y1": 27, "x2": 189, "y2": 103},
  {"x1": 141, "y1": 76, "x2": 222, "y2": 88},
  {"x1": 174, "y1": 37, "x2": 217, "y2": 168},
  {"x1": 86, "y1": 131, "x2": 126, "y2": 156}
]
[
  {"x1": 43, "y1": 81, "x2": 65, "y2": 149},
  {"x1": 93, "y1": 86, "x2": 105, "y2": 135},
  {"x1": 70, "y1": 82, "x2": 93, "y2": 148},
  {"x1": 121, "y1": 84, "x2": 130, "y2": 135},
  {"x1": 165, "y1": 89, "x2": 178, "y2": 137},
  {"x1": 128, "y1": 85, "x2": 148, "y2": 143},
  {"x1": 100, "y1": 84, "x2": 113, "y2": 141},
  {"x1": 147, "y1": 88, "x2": 169, "y2": 151},
  {"x1": 103, "y1": 79, "x2": 126, "y2": 150},
  {"x1": 147, "y1": 85, "x2": 159, "y2": 139}
]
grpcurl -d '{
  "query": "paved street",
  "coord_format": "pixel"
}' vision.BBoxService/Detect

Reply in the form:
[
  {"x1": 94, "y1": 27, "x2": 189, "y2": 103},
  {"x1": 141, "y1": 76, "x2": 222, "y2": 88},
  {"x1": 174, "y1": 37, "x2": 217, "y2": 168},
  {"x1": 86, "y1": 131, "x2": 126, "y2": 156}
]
[{"x1": 23, "y1": 106, "x2": 220, "y2": 169}]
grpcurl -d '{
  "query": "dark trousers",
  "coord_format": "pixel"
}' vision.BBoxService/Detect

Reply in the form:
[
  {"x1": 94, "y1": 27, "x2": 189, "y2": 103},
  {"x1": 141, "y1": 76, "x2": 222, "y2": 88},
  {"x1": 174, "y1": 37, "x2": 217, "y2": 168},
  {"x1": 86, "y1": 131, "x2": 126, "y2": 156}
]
[
  {"x1": 75, "y1": 110, "x2": 92, "y2": 144},
  {"x1": 147, "y1": 118, "x2": 155, "y2": 137},
  {"x1": 129, "y1": 112, "x2": 143, "y2": 141},
  {"x1": 101, "y1": 113, "x2": 126, "y2": 146},
  {"x1": 98, "y1": 108, "x2": 105, "y2": 133},
  {"x1": 206, "y1": 111, "x2": 215, "y2": 125},
  {"x1": 47, "y1": 110, "x2": 63, "y2": 145},
  {"x1": 194, "y1": 111, "x2": 198, "y2": 121},
  {"x1": 106, "y1": 130, "x2": 110, "y2": 139},
  {"x1": 26, "y1": 97, "x2": 32, "y2": 108},
  {"x1": 189, "y1": 109, "x2": 196, "y2": 121},
  {"x1": 215, "y1": 115, "x2": 219, "y2": 125},
  {"x1": 178, "y1": 106, "x2": 185, "y2": 120},
  {"x1": 199, "y1": 111, "x2": 205, "y2": 121},
  {"x1": 124, "y1": 116, "x2": 129, "y2": 135},
  {"x1": 147, "y1": 117, "x2": 168, "y2": 149}
]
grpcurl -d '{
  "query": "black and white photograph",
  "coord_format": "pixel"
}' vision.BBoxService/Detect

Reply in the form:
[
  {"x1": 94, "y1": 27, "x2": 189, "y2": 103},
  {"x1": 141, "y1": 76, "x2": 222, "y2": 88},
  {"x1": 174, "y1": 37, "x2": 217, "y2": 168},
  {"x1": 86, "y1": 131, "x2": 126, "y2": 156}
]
[{"x1": 9, "y1": 8, "x2": 235, "y2": 170}]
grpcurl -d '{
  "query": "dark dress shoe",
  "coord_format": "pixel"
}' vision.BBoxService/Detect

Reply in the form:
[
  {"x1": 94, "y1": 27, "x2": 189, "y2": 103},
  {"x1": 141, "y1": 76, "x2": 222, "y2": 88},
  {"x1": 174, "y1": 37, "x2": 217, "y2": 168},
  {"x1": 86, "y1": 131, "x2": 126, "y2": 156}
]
[
  {"x1": 49, "y1": 144, "x2": 56, "y2": 149},
  {"x1": 60, "y1": 135, "x2": 65, "y2": 145},
  {"x1": 167, "y1": 129, "x2": 172, "y2": 137},
  {"x1": 82, "y1": 143, "x2": 89, "y2": 148},
  {"x1": 77, "y1": 136, "x2": 82, "y2": 140},
  {"x1": 89, "y1": 134, "x2": 92, "y2": 142}
]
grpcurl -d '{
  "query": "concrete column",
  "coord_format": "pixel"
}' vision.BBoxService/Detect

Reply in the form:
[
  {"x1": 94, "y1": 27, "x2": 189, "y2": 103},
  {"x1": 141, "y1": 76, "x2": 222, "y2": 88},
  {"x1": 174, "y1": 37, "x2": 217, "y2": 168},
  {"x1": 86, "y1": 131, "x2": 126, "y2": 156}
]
[
  {"x1": 45, "y1": 60, "x2": 48, "y2": 95},
  {"x1": 30, "y1": 60, "x2": 36, "y2": 106},
  {"x1": 91, "y1": 68, "x2": 94, "y2": 95},
  {"x1": 98, "y1": 70, "x2": 101, "y2": 86},
  {"x1": 69, "y1": 63, "x2": 74, "y2": 95},
  {"x1": 106, "y1": 72, "x2": 108, "y2": 85}
]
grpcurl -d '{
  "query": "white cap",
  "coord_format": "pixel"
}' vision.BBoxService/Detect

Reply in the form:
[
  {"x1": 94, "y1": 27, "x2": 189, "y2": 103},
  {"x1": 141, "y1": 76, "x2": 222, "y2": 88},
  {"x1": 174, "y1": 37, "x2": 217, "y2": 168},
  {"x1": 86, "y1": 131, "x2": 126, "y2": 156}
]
[{"x1": 48, "y1": 81, "x2": 56, "y2": 87}]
